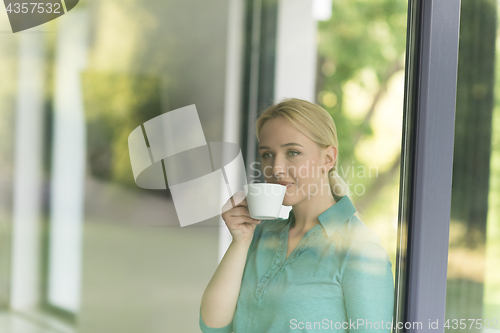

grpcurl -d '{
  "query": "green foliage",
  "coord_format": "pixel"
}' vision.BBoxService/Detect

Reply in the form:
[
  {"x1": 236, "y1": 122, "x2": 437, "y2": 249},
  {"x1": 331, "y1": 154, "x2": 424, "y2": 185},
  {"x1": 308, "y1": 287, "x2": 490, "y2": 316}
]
[
  {"x1": 81, "y1": 71, "x2": 163, "y2": 188},
  {"x1": 316, "y1": 0, "x2": 407, "y2": 164}
]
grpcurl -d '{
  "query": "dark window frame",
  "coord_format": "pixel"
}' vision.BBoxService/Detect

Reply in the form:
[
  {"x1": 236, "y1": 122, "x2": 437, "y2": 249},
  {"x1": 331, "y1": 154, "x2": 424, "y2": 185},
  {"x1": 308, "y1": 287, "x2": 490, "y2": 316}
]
[{"x1": 395, "y1": 0, "x2": 461, "y2": 332}]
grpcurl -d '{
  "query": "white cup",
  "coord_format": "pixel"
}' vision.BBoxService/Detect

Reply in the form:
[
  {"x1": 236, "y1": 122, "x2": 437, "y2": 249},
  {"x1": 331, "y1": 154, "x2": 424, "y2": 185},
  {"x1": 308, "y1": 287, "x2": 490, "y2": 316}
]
[{"x1": 243, "y1": 183, "x2": 287, "y2": 219}]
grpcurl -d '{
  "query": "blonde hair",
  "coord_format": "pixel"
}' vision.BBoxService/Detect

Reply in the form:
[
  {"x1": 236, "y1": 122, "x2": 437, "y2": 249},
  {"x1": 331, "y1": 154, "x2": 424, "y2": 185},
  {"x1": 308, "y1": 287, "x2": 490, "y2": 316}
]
[{"x1": 255, "y1": 97, "x2": 351, "y2": 201}]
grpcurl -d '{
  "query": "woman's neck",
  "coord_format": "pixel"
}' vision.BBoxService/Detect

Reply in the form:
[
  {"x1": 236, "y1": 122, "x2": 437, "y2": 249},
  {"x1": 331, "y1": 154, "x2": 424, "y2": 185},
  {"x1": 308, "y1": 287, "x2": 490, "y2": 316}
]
[{"x1": 290, "y1": 194, "x2": 337, "y2": 234}]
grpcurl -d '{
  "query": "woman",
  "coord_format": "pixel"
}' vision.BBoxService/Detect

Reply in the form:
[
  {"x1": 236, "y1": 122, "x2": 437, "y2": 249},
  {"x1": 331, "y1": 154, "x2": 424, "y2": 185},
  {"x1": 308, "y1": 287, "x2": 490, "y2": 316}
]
[{"x1": 200, "y1": 98, "x2": 394, "y2": 332}]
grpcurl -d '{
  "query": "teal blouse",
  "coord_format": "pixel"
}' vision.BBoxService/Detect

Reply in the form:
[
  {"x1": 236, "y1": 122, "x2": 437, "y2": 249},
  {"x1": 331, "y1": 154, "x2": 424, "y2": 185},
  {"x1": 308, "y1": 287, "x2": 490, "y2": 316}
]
[{"x1": 200, "y1": 195, "x2": 394, "y2": 332}]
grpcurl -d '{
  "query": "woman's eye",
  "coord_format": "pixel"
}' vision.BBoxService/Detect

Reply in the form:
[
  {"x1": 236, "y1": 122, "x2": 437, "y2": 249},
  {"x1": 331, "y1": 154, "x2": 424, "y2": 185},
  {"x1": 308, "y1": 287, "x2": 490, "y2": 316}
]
[{"x1": 261, "y1": 151, "x2": 300, "y2": 159}]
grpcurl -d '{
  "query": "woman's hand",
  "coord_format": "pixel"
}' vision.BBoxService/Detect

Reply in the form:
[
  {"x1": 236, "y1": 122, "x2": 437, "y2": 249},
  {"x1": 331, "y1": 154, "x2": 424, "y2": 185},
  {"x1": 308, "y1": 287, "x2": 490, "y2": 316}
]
[
  {"x1": 221, "y1": 190, "x2": 262, "y2": 244},
  {"x1": 201, "y1": 191, "x2": 260, "y2": 329}
]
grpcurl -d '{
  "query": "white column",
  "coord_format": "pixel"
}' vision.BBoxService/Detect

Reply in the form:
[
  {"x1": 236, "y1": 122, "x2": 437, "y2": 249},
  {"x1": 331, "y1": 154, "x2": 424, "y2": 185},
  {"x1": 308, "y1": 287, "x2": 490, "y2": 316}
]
[
  {"x1": 10, "y1": 33, "x2": 46, "y2": 310},
  {"x1": 275, "y1": 0, "x2": 319, "y2": 218},
  {"x1": 274, "y1": 0, "x2": 318, "y2": 103},
  {"x1": 218, "y1": 0, "x2": 246, "y2": 263},
  {"x1": 48, "y1": 9, "x2": 89, "y2": 313}
]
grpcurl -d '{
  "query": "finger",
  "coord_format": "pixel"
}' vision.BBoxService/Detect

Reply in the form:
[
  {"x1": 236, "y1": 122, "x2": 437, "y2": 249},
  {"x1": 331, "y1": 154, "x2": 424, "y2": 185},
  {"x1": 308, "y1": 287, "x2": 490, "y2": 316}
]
[
  {"x1": 228, "y1": 207, "x2": 253, "y2": 218},
  {"x1": 232, "y1": 190, "x2": 248, "y2": 207},
  {"x1": 221, "y1": 197, "x2": 233, "y2": 214},
  {"x1": 228, "y1": 209, "x2": 262, "y2": 225},
  {"x1": 232, "y1": 221, "x2": 261, "y2": 232},
  {"x1": 222, "y1": 192, "x2": 248, "y2": 214},
  {"x1": 226, "y1": 215, "x2": 261, "y2": 226}
]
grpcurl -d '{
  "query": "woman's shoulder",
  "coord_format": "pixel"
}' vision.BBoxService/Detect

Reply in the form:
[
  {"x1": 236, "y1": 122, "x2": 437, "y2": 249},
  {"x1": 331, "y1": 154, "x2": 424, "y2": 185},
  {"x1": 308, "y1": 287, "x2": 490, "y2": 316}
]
[{"x1": 339, "y1": 215, "x2": 390, "y2": 262}]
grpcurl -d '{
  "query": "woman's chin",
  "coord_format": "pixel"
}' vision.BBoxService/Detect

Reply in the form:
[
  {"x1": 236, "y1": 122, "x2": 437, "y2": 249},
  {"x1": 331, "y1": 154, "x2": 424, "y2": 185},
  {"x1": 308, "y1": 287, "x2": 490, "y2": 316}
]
[{"x1": 282, "y1": 194, "x2": 294, "y2": 206}]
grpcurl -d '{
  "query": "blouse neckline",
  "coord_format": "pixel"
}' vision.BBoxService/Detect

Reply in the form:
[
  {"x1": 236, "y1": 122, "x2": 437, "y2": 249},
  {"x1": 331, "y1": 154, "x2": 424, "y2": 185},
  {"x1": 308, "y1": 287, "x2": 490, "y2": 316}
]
[{"x1": 285, "y1": 195, "x2": 357, "y2": 239}]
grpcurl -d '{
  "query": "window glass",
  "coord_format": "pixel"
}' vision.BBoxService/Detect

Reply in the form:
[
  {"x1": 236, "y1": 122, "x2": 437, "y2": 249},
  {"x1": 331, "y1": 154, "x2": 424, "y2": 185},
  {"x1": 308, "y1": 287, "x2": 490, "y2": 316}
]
[
  {"x1": 446, "y1": 0, "x2": 500, "y2": 331},
  {"x1": 315, "y1": 0, "x2": 407, "y2": 277},
  {"x1": 0, "y1": 0, "x2": 408, "y2": 331}
]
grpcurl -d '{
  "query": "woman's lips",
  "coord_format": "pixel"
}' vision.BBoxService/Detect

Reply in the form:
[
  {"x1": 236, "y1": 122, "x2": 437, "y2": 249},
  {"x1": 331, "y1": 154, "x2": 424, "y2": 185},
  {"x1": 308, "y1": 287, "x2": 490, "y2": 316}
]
[{"x1": 275, "y1": 181, "x2": 294, "y2": 188}]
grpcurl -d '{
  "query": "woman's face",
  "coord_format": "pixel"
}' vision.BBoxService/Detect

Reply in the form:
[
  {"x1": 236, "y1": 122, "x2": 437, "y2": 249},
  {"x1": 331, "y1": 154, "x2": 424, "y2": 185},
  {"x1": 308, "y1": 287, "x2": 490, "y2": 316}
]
[{"x1": 258, "y1": 116, "x2": 337, "y2": 206}]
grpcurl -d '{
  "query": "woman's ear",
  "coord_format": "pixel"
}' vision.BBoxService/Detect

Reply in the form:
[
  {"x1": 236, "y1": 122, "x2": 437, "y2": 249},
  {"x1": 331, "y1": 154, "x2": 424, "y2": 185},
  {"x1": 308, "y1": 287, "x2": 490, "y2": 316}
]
[{"x1": 322, "y1": 145, "x2": 337, "y2": 173}]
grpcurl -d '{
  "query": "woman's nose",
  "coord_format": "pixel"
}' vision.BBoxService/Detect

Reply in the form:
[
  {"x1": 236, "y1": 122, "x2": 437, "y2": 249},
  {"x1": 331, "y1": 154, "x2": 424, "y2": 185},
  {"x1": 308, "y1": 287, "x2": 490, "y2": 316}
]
[{"x1": 272, "y1": 155, "x2": 287, "y2": 178}]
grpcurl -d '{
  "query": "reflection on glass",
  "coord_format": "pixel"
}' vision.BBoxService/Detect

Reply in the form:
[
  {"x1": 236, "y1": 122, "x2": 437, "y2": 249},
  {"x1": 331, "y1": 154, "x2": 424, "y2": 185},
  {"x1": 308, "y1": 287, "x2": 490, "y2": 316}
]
[
  {"x1": 315, "y1": 0, "x2": 407, "y2": 275},
  {"x1": 0, "y1": 0, "x2": 407, "y2": 331},
  {"x1": 81, "y1": 71, "x2": 163, "y2": 190},
  {"x1": 446, "y1": 0, "x2": 500, "y2": 331},
  {"x1": 200, "y1": 99, "x2": 395, "y2": 332},
  {"x1": 47, "y1": 9, "x2": 88, "y2": 313}
]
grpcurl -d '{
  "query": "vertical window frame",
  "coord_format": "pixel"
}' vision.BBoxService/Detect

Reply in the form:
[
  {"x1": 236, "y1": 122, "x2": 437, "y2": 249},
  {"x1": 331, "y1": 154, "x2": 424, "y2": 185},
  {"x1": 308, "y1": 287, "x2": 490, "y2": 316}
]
[{"x1": 396, "y1": 0, "x2": 461, "y2": 332}]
